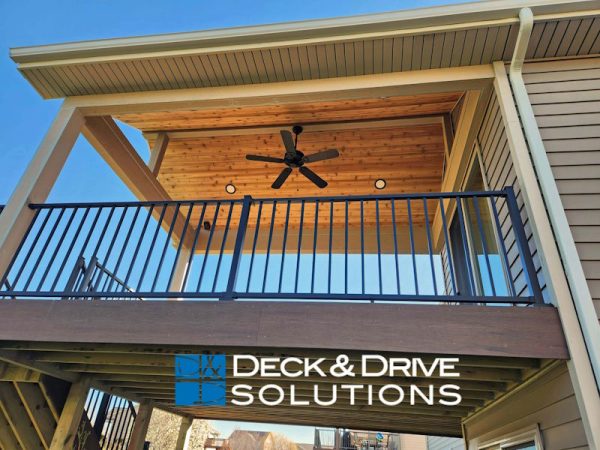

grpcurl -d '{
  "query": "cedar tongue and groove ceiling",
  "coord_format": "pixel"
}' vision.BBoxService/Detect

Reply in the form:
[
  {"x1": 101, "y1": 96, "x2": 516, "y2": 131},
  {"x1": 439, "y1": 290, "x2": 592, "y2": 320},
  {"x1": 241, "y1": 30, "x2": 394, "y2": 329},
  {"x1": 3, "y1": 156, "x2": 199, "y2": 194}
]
[{"x1": 116, "y1": 91, "x2": 462, "y2": 201}]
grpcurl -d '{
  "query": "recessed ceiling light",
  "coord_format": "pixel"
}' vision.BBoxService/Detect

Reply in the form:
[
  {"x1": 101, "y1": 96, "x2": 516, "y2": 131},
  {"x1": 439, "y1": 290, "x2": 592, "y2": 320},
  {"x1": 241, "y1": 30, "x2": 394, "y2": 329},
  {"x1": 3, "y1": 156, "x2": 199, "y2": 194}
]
[
  {"x1": 374, "y1": 179, "x2": 387, "y2": 190},
  {"x1": 225, "y1": 183, "x2": 236, "y2": 194}
]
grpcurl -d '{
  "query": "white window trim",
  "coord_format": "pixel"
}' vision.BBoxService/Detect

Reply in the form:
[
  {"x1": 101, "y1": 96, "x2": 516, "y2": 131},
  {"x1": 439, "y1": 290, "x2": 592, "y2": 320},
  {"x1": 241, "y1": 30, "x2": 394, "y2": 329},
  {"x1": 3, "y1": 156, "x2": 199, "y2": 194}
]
[{"x1": 478, "y1": 425, "x2": 544, "y2": 450}]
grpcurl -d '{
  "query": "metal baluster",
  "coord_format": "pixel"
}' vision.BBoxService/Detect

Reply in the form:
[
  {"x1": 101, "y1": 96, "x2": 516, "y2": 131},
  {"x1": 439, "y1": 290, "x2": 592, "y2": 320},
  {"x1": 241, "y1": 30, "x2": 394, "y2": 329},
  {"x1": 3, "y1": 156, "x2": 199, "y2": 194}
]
[
  {"x1": 344, "y1": 200, "x2": 349, "y2": 295},
  {"x1": 490, "y1": 196, "x2": 516, "y2": 297},
  {"x1": 473, "y1": 196, "x2": 496, "y2": 296},
  {"x1": 36, "y1": 208, "x2": 77, "y2": 290},
  {"x1": 197, "y1": 202, "x2": 221, "y2": 292},
  {"x1": 24, "y1": 208, "x2": 66, "y2": 291},
  {"x1": 423, "y1": 198, "x2": 438, "y2": 295},
  {"x1": 225, "y1": 197, "x2": 252, "y2": 300},
  {"x1": 91, "y1": 207, "x2": 128, "y2": 292},
  {"x1": 50, "y1": 208, "x2": 90, "y2": 291},
  {"x1": 151, "y1": 203, "x2": 181, "y2": 292},
  {"x1": 438, "y1": 198, "x2": 457, "y2": 295},
  {"x1": 504, "y1": 186, "x2": 543, "y2": 303},
  {"x1": 311, "y1": 200, "x2": 319, "y2": 294},
  {"x1": 136, "y1": 204, "x2": 167, "y2": 291},
  {"x1": 182, "y1": 203, "x2": 207, "y2": 292},
  {"x1": 294, "y1": 200, "x2": 305, "y2": 294},
  {"x1": 213, "y1": 202, "x2": 235, "y2": 292},
  {"x1": 246, "y1": 201, "x2": 262, "y2": 293},
  {"x1": 108, "y1": 207, "x2": 141, "y2": 294},
  {"x1": 166, "y1": 203, "x2": 195, "y2": 291},
  {"x1": 120, "y1": 205, "x2": 156, "y2": 292},
  {"x1": 261, "y1": 201, "x2": 277, "y2": 293},
  {"x1": 278, "y1": 200, "x2": 291, "y2": 293},
  {"x1": 328, "y1": 201, "x2": 333, "y2": 294},
  {"x1": 375, "y1": 199, "x2": 383, "y2": 295},
  {"x1": 390, "y1": 200, "x2": 401, "y2": 295},
  {"x1": 360, "y1": 200, "x2": 365, "y2": 295},
  {"x1": 407, "y1": 199, "x2": 418, "y2": 295},
  {"x1": 0, "y1": 207, "x2": 42, "y2": 290},
  {"x1": 455, "y1": 196, "x2": 477, "y2": 296}
]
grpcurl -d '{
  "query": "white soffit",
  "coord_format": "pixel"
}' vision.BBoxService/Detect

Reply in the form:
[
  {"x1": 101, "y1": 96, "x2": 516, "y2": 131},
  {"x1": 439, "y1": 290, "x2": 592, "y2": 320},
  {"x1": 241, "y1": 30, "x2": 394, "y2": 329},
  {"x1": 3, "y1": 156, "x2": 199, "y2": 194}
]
[{"x1": 9, "y1": 0, "x2": 600, "y2": 98}]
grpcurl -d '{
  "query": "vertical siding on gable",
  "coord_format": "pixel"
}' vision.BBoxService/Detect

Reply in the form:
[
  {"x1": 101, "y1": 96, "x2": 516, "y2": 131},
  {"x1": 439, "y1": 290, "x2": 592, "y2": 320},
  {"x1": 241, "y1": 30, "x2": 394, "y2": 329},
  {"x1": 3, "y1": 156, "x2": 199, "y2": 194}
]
[
  {"x1": 476, "y1": 92, "x2": 548, "y2": 301},
  {"x1": 522, "y1": 57, "x2": 600, "y2": 319}
]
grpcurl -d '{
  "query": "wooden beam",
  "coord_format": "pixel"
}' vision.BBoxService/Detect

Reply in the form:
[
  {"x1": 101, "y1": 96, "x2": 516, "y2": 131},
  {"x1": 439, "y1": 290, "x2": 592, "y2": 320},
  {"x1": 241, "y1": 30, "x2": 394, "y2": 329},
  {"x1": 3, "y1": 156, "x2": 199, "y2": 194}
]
[
  {"x1": 0, "y1": 382, "x2": 44, "y2": 449},
  {"x1": 0, "y1": 350, "x2": 78, "y2": 383},
  {"x1": 0, "y1": 104, "x2": 83, "y2": 277},
  {"x1": 49, "y1": 377, "x2": 90, "y2": 450},
  {"x1": 82, "y1": 116, "x2": 196, "y2": 248},
  {"x1": 0, "y1": 362, "x2": 42, "y2": 382},
  {"x1": 175, "y1": 416, "x2": 193, "y2": 450},
  {"x1": 149, "y1": 132, "x2": 169, "y2": 175},
  {"x1": 14, "y1": 382, "x2": 56, "y2": 449},
  {"x1": 127, "y1": 402, "x2": 153, "y2": 450},
  {"x1": 0, "y1": 407, "x2": 20, "y2": 450},
  {"x1": 3, "y1": 344, "x2": 539, "y2": 369},
  {"x1": 0, "y1": 300, "x2": 569, "y2": 359},
  {"x1": 66, "y1": 65, "x2": 495, "y2": 116},
  {"x1": 143, "y1": 116, "x2": 444, "y2": 139}
]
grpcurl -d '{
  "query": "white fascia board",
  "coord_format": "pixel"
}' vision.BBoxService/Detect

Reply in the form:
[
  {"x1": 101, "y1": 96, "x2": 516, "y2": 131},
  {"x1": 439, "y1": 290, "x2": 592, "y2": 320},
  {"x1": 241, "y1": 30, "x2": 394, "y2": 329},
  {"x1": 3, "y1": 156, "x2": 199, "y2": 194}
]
[{"x1": 9, "y1": 0, "x2": 598, "y2": 65}]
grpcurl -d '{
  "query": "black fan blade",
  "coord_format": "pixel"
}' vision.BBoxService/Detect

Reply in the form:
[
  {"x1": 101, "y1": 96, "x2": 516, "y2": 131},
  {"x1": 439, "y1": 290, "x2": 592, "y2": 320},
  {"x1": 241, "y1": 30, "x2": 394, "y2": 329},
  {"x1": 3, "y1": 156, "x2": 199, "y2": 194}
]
[
  {"x1": 280, "y1": 130, "x2": 297, "y2": 157},
  {"x1": 302, "y1": 149, "x2": 340, "y2": 164},
  {"x1": 272, "y1": 167, "x2": 293, "y2": 189},
  {"x1": 246, "y1": 154, "x2": 285, "y2": 163},
  {"x1": 299, "y1": 166, "x2": 327, "y2": 188}
]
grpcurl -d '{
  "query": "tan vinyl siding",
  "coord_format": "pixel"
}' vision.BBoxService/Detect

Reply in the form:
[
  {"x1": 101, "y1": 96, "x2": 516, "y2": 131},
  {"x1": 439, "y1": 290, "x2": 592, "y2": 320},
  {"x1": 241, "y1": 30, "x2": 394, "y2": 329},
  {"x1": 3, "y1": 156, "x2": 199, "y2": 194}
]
[
  {"x1": 523, "y1": 57, "x2": 600, "y2": 319},
  {"x1": 427, "y1": 436, "x2": 465, "y2": 450},
  {"x1": 464, "y1": 362, "x2": 588, "y2": 450},
  {"x1": 475, "y1": 91, "x2": 548, "y2": 301}
]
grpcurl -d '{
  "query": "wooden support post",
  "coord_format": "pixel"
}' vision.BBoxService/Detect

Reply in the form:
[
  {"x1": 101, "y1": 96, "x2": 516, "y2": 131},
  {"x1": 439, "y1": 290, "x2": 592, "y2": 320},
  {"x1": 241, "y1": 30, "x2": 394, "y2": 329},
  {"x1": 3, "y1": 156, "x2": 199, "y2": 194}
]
[
  {"x1": 49, "y1": 377, "x2": 90, "y2": 450},
  {"x1": 127, "y1": 402, "x2": 153, "y2": 450},
  {"x1": 82, "y1": 116, "x2": 196, "y2": 248},
  {"x1": 149, "y1": 132, "x2": 169, "y2": 176},
  {"x1": 0, "y1": 104, "x2": 83, "y2": 278},
  {"x1": 175, "y1": 416, "x2": 193, "y2": 450}
]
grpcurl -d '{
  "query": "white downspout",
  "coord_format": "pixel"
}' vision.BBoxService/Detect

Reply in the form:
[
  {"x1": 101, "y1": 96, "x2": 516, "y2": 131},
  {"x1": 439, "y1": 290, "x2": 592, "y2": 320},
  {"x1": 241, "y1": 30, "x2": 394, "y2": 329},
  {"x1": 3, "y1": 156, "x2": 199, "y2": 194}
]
[
  {"x1": 508, "y1": 7, "x2": 600, "y2": 448},
  {"x1": 509, "y1": 7, "x2": 600, "y2": 389}
]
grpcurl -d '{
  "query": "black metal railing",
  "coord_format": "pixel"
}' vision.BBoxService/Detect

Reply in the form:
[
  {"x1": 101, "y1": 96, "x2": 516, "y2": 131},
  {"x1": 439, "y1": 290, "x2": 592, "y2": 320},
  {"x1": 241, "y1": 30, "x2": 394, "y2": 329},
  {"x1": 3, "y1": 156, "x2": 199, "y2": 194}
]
[
  {"x1": 0, "y1": 187, "x2": 543, "y2": 304},
  {"x1": 84, "y1": 388, "x2": 137, "y2": 450}
]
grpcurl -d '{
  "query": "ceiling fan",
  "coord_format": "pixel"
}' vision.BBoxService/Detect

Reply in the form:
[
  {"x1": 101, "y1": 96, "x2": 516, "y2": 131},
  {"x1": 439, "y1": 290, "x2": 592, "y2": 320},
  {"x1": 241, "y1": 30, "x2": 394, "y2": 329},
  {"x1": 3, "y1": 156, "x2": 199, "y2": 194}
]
[{"x1": 245, "y1": 125, "x2": 340, "y2": 189}]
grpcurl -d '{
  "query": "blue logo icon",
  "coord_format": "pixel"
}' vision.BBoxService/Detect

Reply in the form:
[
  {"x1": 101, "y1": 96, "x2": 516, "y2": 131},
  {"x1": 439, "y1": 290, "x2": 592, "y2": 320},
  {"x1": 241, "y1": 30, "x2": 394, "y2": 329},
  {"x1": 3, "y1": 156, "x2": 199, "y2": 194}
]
[{"x1": 175, "y1": 354, "x2": 226, "y2": 406}]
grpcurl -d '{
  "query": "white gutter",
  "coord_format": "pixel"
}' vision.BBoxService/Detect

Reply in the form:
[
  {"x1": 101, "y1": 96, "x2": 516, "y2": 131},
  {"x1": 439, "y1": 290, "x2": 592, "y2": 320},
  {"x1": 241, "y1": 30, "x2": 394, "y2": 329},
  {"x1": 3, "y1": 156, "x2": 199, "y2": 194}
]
[
  {"x1": 9, "y1": 0, "x2": 599, "y2": 65},
  {"x1": 508, "y1": 6, "x2": 600, "y2": 447}
]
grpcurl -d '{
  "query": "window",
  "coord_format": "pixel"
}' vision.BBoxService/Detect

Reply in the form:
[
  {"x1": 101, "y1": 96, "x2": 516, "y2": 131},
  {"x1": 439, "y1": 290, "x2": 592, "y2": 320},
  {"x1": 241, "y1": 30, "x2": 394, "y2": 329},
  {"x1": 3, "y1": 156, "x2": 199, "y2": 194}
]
[
  {"x1": 478, "y1": 425, "x2": 543, "y2": 450},
  {"x1": 448, "y1": 154, "x2": 510, "y2": 297},
  {"x1": 505, "y1": 442, "x2": 536, "y2": 450}
]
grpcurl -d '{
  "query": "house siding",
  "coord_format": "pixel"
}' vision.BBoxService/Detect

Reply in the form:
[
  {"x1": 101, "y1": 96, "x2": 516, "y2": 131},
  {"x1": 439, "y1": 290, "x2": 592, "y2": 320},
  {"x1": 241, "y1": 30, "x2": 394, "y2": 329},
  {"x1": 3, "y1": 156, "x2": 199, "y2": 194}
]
[
  {"x1": 475, "y1": 90, "x2": 548, "y2": 301},
  {"x1": 522, "y1": 57, "x2": 600, "y2": 319},
  {"x1": 463, "y1": 362, "x2": 588, "y2": 450},
  {"x1": 427, "y1": 436, "x2": 465, "y2": 450}
]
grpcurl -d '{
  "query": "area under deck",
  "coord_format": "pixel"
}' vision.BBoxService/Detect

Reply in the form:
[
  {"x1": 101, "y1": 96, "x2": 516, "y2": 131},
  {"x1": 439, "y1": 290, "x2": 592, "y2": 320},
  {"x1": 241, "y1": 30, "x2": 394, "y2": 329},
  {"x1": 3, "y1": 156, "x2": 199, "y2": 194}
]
[{"x1": 0, "y1": 300, "x2": 568, "y2": 436}]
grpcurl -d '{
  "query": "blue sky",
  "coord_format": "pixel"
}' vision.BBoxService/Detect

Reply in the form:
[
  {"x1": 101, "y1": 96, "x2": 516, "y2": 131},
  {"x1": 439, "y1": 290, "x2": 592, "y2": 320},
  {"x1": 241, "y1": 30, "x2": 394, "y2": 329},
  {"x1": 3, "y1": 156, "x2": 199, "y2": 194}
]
[{"x1": 0, "y1": 0, "x2": 468, "y2": 443}]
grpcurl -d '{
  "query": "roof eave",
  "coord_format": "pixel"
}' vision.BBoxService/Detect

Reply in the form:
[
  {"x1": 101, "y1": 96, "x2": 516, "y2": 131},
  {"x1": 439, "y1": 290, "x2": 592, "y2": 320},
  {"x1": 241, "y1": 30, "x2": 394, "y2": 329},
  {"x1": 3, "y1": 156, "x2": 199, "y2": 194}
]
[{"x1": 10, "y1": 0, "x2": 598, "y2": 65}]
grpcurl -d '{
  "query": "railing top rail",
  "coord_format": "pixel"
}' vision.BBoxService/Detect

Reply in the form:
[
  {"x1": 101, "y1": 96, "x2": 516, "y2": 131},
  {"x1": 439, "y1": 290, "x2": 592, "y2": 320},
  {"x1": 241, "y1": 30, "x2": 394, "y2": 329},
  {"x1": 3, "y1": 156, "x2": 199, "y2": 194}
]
[{"x1": 28, "y1": 189, "x2": 509, "y2": 209}]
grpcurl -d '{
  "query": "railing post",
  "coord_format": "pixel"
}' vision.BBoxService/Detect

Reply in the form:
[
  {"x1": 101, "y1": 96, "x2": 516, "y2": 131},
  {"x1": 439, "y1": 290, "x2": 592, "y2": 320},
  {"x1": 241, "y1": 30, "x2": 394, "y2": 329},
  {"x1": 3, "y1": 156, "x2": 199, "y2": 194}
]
[
  {"x1": 223, "y1": 195, "x2": 252, "y2": 300},
  {"x1": 504, "y1": 186, "x2": 544, "y2": 304}
]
